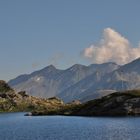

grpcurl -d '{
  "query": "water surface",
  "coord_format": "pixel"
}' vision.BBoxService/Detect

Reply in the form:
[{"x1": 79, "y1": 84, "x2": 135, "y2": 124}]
[{"x1": 0, "y1": 113, "x2": 140, "y2": 140}]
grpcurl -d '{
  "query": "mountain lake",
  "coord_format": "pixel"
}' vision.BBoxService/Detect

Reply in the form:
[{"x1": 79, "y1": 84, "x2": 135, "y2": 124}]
[{"x1": 0, "y1": 113, "x2": 140, "y2": 140}]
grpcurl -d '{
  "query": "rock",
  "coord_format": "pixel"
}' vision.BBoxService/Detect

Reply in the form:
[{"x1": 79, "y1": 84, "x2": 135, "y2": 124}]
[
  {"x1": 24, "y1": 112, "x2": 32, "y2": 116},
  {"x1": 31, "y1": 90, "x2": 140, "y2": 116},
  {"x1": 69, "y1": 100, "x2": 81, "y2": 105},
  {"x1": 0, "y1": 80, "x2": 12, "y2": 92},
  {"x1": 0, "y1": 81, "x2": 65, "y2": 113},
  {"x1": 18, "y1": 91, "x2": 29, "y2": 97}
]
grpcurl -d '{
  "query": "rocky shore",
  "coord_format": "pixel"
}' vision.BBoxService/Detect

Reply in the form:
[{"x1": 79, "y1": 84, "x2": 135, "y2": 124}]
[
  {"x1": 1, "y1": 80, "x2": 140, "y2": 117},
  {"x1": 31, "y1": 90, "x2": 140, "y2": 116},
  {"x1": 0, "y1": 80, "x2": 64, "y2": 112}
]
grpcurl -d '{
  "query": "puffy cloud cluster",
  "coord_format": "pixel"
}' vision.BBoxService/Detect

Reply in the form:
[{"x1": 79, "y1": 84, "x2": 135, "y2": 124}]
[{"x1": 83, "y1": 28, "x2": 140, "y2": 65}]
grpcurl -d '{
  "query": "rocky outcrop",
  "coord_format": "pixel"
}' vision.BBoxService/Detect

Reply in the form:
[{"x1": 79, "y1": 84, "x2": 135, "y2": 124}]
[
  {"x1": 70, "y1": 90, "x2": 140, "y2": 116},
  {"x1": 0, "y1": 80, "x2": 13, "y2": 92},
  {"x1": 0, "y1": 81, "x2": 64, "y2": 112},
  {"x1": 31, "y1": 90, "x2": 140, "y2": 116}
]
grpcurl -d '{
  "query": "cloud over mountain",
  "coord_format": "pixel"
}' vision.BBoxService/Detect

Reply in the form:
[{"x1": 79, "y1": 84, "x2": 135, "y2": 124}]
[{"x1": 83, "y1": 28, "x2": 140, "y2": 65}]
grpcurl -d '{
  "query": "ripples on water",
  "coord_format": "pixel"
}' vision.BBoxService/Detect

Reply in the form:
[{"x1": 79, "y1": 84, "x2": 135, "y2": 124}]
[{"x1": 0, "y1": 113, "x2": 140, "y2": 140}]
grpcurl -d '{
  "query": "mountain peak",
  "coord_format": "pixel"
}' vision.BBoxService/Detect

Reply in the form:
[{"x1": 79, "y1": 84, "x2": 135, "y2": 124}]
[
  {"x1": 121, "y1": 57, "x2": 140, "y2": 68},
  {"x1": 131, "y1": 57, "x2": 140, "y2": 63},
  {"x1": 47, "y1": 65, "x2": 56, "y2": 69},
  {"x1": 69, "y1": 64, "x2": 87, "y2": 71},
  {"x1": 89, "y1": 61, "x2": 119, "y2": 67},
  {"x1": 42, "y1": 65, "x2": 56, "y2": 71}
]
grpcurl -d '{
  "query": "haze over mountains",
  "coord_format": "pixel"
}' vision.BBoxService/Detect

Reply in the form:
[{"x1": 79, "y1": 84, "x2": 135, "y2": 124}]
[{"x1": 8, "y1": 58, "x2": 140, "y2": 102}]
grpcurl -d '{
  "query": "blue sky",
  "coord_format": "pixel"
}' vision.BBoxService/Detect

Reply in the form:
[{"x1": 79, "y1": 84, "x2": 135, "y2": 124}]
[{"x1": 0, "y1": 0, "x2": 140, "y2": 81}]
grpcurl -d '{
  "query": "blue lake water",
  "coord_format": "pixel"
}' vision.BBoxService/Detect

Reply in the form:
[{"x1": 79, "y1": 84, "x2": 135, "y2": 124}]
[{"x1": 0, "y1": 113, "x2": 140, "y2": 140}]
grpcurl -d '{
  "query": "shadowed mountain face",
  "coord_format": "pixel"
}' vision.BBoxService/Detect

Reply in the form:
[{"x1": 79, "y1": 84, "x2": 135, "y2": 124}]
[{"x1": 8, "y1": 58, "x2": 140, "y2": 102}]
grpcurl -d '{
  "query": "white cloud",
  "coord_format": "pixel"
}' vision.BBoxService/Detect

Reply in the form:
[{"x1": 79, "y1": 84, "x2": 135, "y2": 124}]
[{"x1": 83, "y1": 28, "x2": 140, "y2": 65}]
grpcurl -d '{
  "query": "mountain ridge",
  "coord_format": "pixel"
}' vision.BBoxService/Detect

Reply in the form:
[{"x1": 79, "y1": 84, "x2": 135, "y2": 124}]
[{"x1": 8, "y1": 58, "x2": 140, "y2": 102}]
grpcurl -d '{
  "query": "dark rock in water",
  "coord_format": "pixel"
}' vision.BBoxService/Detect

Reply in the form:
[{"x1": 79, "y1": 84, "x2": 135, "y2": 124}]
[{"x1": 24, "y1": 112, "x2": 32, "y2": 116}]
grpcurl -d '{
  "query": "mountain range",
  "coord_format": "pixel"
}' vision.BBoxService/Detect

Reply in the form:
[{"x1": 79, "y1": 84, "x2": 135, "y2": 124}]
[{"x1": 8, "y1": 58, "x2": 140, "y2": 102}]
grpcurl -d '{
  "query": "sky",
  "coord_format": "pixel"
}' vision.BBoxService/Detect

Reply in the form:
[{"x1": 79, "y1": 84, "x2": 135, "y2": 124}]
[{"x1": 0, "y1": 0, "x2": 140, "y2": 81}]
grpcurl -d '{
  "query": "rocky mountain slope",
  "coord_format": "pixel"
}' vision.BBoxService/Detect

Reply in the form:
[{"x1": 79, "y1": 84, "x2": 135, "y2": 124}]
[
  {"x1": 8, "y1": 58, "x2": 140, "y2": 102},
  {"x1": 0, "y1": 81, "x2": 64, "y2": 112},
  {"x1": 32, "y1": 90, "x2": 140, "y2": 116},
  {"x1": 58, "y1": 58, "x2": 140, "y2": 102},
  {"x1": 8, "y1": 62, "x2": 119, "y2": 101}
]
